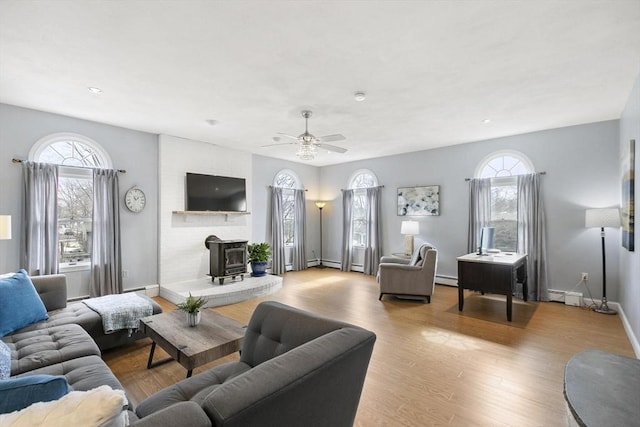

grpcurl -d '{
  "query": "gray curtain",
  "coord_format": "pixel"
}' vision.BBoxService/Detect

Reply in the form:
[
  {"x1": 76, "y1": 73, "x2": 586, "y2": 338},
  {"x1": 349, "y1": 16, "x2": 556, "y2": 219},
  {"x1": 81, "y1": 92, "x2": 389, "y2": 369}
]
[
  {"x1": 268, "y1": 187, "x2": 286, "y2": 275},
  {"x1": 90, "y1": 169, "x2": 122, "y2": 297},
  {"x1": 517, "y1": 173, "x2": 549, "y2": 301},
  {"x1": 363, "y1": 186, "x2": 383, "y2": 275},
  {"x1": 340, "y1": 189, "x2": 354, "y2": 272},
  {"x1": 291, "y1": 189, "x2": 307, "y2": 271},
  {"x1": 467, "y1": 178, "x2": 492, "y2": 253},
  {"x1": 22, "y1": 161, "x2": 59, "y2": 276}
]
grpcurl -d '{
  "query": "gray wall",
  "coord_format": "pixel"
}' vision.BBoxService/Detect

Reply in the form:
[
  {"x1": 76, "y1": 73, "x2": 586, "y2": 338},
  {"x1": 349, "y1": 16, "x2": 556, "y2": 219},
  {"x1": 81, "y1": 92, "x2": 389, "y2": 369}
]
[
  {"x1": 320, "y1": 120, "x2": 622, "y2": 299},
  {"x1": 619, "y1": 73, "x2": 640, "y2": 353},
  {"x1": 0, "y1": 104, "x2": 159, "y2": 296},
  {"x1": 251, "y1": 154, "x2": 321, "y2": 263}
]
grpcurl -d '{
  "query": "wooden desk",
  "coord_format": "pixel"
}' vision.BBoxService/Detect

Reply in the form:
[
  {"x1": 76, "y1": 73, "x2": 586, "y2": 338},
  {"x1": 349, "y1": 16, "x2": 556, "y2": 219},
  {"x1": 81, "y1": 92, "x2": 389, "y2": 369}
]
[
  {"x1": 457, "y1": 252, "x2": 527, "y2": 321},
  {"x1": 140, "y1": 309, "x2": 245, "y2": 378}
]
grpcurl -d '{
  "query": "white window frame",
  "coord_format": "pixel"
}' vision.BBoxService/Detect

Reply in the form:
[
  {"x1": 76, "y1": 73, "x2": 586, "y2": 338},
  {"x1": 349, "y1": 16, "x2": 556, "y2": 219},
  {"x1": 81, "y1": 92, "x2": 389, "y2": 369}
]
[
  {"x1": 348, "y1": 169, "x2": 378, "y2": 249},
  {"x1": 29, "y1": 133, "x2": 111, "y2": 272},
  {"x1": 273, "y1": 169, "x2": 302, "y2": 248},
  {"x1": 476, "y1": 151, "x2": 534, "y2": 252}
]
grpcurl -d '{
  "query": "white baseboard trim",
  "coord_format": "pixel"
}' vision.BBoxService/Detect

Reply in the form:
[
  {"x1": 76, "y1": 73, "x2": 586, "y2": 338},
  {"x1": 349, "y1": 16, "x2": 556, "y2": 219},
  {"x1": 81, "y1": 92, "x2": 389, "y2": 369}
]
[
  {"x1": 614, "y1": 302, "x2": 640, "y2": 358},
  {"x1": 435, "y1": 275, "x2": 458, "y2": 287},
  {"x1": 580, "y1": 298, "x2": 639, "y2": 358}
]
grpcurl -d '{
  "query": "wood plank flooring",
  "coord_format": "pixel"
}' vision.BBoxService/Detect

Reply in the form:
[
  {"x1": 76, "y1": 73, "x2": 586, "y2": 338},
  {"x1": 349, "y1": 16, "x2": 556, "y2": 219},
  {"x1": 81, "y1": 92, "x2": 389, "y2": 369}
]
[{"x1": 103, "y1": 269, "x2": 635, "y2": 426}]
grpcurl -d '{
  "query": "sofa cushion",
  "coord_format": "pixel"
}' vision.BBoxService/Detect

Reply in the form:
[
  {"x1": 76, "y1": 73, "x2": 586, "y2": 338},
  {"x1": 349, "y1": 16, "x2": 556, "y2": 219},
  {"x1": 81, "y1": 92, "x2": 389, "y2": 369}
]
[
  {"x1": 13, "y1": 302, "x2": 104, "y2": 337},
  {"x1": 0, "y1": 270, "x2": 48, "y2": 337},
  {"x1": 0, "y1": 374, "x2": 70, "y2": 414},
  {"x1": 15, "y1": 355, "x2": 125, "y2": 394},
  {"x1": 135, "y1": 361, "x2": 251, "y2": 418},
  {"x1": 0, "y1": 384, "x2": 127, "y2": 426},
  {"x1": 2, "y1": 324, "x2": 100, "y2": 376},
  {"x1": 0, "y1": 341, "x2": 10, "y2": 380},
  {"x1": 240, "y1": 301, "x2": 349, "y2": 368}
]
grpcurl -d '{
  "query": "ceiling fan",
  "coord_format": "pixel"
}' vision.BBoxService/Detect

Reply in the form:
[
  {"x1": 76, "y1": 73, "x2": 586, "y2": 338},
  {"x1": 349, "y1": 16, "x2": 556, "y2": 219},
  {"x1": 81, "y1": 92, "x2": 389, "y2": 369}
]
[{"x1": 264, "y1": 110, "x2": 347, "y2": 160}]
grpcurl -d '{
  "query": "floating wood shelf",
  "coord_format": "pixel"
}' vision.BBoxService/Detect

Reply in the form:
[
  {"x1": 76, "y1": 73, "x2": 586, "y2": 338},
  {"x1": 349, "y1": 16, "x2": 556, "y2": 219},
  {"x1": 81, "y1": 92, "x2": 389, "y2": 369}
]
[{"x1": 172, "y1": 211, "x2": 251, "y2": 215}]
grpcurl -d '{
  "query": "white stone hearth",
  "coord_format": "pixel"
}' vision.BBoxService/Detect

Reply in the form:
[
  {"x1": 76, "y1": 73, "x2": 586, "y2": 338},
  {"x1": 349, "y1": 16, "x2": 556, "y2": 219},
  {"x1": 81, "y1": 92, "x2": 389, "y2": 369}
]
[{"x1": 160, "y1": 274, "x2": 283, "y2": 308}]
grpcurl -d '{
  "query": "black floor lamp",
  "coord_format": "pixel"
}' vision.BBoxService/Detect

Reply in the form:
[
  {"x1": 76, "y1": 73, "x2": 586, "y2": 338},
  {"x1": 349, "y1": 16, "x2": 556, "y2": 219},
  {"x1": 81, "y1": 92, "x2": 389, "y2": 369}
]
[
  {"x1": 585, "y1": 208, "x2": 621, "y2": 315},
  {"x1": 315, "y1": 201, "x2": 326, "y2": 268}
]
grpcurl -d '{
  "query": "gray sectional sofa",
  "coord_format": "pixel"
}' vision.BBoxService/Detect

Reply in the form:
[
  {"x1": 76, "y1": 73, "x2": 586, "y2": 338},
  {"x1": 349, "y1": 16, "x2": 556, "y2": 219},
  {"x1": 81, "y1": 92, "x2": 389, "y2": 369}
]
[
  {"x1": 2, "y1": 274, "x2": 377, "y2": 426},
  {"x1": 1, "y1": 274, "x2": 162, "y2": 411}
]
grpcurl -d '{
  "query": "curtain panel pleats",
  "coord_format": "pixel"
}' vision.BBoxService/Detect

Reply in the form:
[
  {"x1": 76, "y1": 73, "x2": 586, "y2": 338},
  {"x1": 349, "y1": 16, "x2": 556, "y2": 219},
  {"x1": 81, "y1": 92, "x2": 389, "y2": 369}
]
[
  {"x1": 363, "y1": 186, "x2": 383, "y2": 276},
  {"x1": 517, "y1": 173, "x2": 549, "y2": 301},
  {"x1": 90, "y1": 169, "x2": 122, "y2": 297},
  {"x1": 268, "y1": 187, "x2": 286, "y2": 275},
  {"x1": 22, "y1": 161, "x2": 59, "y2": 276},
  {"x1": 467, "y1": 178, "x2": 492, "y2": 254},
  {"x1": 340, "y1": 189, "x2": 354, "y2": 272},
  {"x1": 291, "y1": 189, "x2": 307, "y2": 271}
]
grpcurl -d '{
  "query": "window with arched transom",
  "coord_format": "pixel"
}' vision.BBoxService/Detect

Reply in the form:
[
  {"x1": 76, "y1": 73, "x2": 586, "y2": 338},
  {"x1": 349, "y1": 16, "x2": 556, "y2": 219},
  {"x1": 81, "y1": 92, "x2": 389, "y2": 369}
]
[
  {"x1": 475, "y1": 151, "x2": 534, "y2": 251},
  {"x1": 29, "y1": 133, "x2": 112, "y2": 266},
  {"x1": 348, "y1": 169, "x2": 378, "y2": 247},
  {"x1": 273, "y1": 170, "x2": 302, "y2": 246}
]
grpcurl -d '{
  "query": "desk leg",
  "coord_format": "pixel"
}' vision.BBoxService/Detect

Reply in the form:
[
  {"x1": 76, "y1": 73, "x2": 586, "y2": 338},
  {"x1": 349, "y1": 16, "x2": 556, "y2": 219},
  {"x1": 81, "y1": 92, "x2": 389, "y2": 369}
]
[
  {"x1": 522, "y1": 264, "x2": 528, "y2": 302},
  {"x1": 507, "y1": 293, "x2": 512, "y2": 322},
  {"x1": 458, "y1": 284, "x2": 464, "y2": 311}
]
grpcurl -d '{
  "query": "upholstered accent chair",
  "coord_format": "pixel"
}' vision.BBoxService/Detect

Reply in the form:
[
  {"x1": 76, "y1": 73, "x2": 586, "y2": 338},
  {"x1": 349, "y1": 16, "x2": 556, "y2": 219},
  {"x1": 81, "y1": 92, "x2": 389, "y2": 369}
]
[{"x1": 377, "y1": 243, "x2": 438, "y2": 303}]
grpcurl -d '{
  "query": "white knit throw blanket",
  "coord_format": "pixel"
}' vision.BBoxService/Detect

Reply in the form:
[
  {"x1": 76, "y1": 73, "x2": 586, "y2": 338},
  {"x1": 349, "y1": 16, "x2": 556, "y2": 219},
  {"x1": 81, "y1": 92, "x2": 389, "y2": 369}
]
[{"x1": 83, "y1": 293, "x2": 153, "y2": 335}]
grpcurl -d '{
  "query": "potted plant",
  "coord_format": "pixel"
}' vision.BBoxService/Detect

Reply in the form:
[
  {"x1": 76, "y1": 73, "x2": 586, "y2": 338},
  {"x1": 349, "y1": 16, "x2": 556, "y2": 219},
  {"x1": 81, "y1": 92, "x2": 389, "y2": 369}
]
[
  {"x1": 176, "y1": 293, "x2": 207, "y2": 326},
  {"x1": 248, "y1": 242, "x2": 271, "y2": 277}
]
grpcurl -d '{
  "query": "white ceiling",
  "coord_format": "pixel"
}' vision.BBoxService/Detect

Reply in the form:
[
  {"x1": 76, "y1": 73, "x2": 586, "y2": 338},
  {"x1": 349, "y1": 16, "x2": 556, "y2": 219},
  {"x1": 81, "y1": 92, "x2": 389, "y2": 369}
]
[{"x1": 1, "y1": 1, "x2": 639, "y2": 166}]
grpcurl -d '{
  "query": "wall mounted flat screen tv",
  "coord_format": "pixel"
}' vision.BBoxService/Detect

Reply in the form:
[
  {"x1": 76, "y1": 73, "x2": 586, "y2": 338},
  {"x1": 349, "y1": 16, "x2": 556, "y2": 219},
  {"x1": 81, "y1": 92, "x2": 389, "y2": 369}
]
[{"x1": 186, "y1": 172, "x2": 247, "y2": 212}]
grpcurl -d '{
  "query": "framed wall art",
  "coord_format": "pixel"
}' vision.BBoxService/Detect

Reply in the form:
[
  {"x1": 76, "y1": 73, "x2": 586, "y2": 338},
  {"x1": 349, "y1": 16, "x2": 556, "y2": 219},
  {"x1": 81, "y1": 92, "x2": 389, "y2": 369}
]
[
  {"x1": 622, "y1": 139, "x2": 635, "y2": 251},
  {"x1": 397, "y1": 185, "x2": 440, "y2": 216}
]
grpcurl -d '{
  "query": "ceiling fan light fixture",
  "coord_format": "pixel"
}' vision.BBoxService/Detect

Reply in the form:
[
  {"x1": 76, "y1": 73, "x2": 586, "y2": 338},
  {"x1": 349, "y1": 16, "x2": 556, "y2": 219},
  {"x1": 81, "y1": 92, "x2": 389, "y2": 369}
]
[{"x1": 296, "y1": 144, "x2": 316, "y2": 160}]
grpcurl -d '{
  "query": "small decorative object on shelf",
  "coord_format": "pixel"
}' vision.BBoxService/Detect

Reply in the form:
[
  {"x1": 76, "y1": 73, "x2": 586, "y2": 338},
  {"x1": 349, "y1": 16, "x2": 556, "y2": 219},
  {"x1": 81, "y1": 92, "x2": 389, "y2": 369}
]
[
  {"x1": 176, "y1": 293, "x2": 207, "y2": 326},
  {"x1": 248, "y1": 242, "x2": 271, "y2": 277}
]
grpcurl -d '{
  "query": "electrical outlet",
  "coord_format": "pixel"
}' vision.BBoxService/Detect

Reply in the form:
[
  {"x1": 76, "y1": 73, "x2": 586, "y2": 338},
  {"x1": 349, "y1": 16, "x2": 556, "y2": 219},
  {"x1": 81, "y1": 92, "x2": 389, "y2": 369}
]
[
  {"x1": 122, "y1": 270, "x2": 129, "y2": 278},
  {"x1": 581, "y1": 272, "x2": 588, "y2": 281}
]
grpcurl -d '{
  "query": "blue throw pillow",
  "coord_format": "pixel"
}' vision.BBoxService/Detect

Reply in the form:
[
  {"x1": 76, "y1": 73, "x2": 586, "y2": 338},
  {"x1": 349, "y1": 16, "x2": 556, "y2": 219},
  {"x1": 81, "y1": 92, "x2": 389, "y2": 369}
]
[
  {"x1": 0, "y1": 375, "x2": 70, "y2": 414},
  {"x1": 0, "y1": 341, "x2": 10, "y2": 380},
  {"x1": 0, "y1": 270, "x2": 48, "y2": 337}
]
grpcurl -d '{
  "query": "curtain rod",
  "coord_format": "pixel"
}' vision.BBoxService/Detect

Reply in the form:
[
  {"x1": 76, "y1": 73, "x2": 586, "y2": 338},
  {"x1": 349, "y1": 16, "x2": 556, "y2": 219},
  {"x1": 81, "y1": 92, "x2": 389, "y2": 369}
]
[
  {"x1": 268, "y1": 185, "x2": 307, "y2": 191},
  {"x1": 12, "y1": 158, "x2": 127, "y2": 174},
  {"x1": 341, "y1": 185, "x2": 385, "y2": 191},
  {"x1": 464, "y1": 171, "x2": 546, "y2": 181}
]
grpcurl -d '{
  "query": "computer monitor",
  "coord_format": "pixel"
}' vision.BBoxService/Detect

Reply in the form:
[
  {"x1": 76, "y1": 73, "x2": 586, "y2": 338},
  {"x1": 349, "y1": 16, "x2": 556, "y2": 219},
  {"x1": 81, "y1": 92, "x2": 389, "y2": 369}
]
[{"x1": 479, "y1": 226, "x2": 495, "y2": 255}]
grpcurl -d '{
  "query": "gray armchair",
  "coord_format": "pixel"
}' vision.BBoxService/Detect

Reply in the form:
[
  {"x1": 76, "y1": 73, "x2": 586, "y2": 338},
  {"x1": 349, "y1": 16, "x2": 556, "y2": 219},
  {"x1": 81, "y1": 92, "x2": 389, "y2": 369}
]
[{"x1": 377, "y1": 244, "x2": 438, "y2": 303}]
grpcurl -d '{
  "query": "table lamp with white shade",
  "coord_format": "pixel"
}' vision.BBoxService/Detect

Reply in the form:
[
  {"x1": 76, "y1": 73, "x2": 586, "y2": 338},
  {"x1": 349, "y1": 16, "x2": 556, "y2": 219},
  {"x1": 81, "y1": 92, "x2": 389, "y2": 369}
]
[
  {"x1": 401, "y1": 220, "x2": 419, "y2": 256},
  {"x1": 585, "y1": 208, "x2": 620, "y2": 315}
]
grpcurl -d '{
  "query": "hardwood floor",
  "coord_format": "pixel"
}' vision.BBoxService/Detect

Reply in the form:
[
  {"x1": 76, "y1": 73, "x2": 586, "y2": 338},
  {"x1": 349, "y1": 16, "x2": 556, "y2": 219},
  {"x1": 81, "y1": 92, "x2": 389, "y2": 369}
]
[{"x1": 103, "y1": 269, "x2": 635, "y2": 426}]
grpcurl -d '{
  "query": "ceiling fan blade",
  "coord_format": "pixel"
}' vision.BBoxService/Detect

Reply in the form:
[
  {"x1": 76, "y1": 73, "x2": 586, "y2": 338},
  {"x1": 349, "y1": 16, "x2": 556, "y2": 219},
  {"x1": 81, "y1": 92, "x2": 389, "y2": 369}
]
[
  {"x1": 276, "y1": 132, "x2": 300, "y2": 140},
  {"x1": 317, "y1": 134, "x2": 346, "y2": 143},
  {"x1": 262, "y1": 142, "x2": 297, "y2": 148},
  {"x1": 317, "y1": 143, "x2": 347, "y2": 154}
]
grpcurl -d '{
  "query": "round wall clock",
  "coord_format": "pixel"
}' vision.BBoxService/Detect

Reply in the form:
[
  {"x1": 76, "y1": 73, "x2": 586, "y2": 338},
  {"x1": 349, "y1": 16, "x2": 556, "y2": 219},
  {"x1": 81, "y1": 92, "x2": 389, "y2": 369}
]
[{"x1": 124, "y1": 187, "x2": 146, "y2": 213}]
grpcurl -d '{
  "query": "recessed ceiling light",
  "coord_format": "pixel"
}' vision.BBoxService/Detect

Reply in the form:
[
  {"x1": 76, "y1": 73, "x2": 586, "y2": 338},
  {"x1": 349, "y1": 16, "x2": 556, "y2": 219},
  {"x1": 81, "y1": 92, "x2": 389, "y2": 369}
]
[
  {"x1": 354, "y1": 91, "x2": 366, "y2": 102},
  {"x1": 482, "y1": 119, "x2": 491, "y2": 124},
  {"x1": 205, "y1": 119, "x2": 219, "y2": 126},
  {"x1": 88, "y1": 87, "x2": 102, "y2": 93}
]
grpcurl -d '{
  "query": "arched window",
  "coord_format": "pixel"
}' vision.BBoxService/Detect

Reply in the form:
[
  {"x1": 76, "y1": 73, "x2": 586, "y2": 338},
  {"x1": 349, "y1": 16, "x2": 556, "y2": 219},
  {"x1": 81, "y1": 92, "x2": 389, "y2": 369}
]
[
  {"x1": 348, "y1": 169, "x2": 378, "y2": 247},
  {"x1": 273, "y1": 170, "x2": 302, "y2": 246},
  {"x1": 29, "y1": 133, "x2": 111, "y2": 267},
  {"x1": 475, "y1": 151, "x2": 534, "y2": 251}
]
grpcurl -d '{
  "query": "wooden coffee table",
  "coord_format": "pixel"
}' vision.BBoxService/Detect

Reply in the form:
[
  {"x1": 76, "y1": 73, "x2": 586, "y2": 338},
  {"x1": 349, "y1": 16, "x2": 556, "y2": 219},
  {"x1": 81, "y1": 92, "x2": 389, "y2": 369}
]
[{"x1": 140, "y1": 309, "x2": 246, "y2": 378}]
